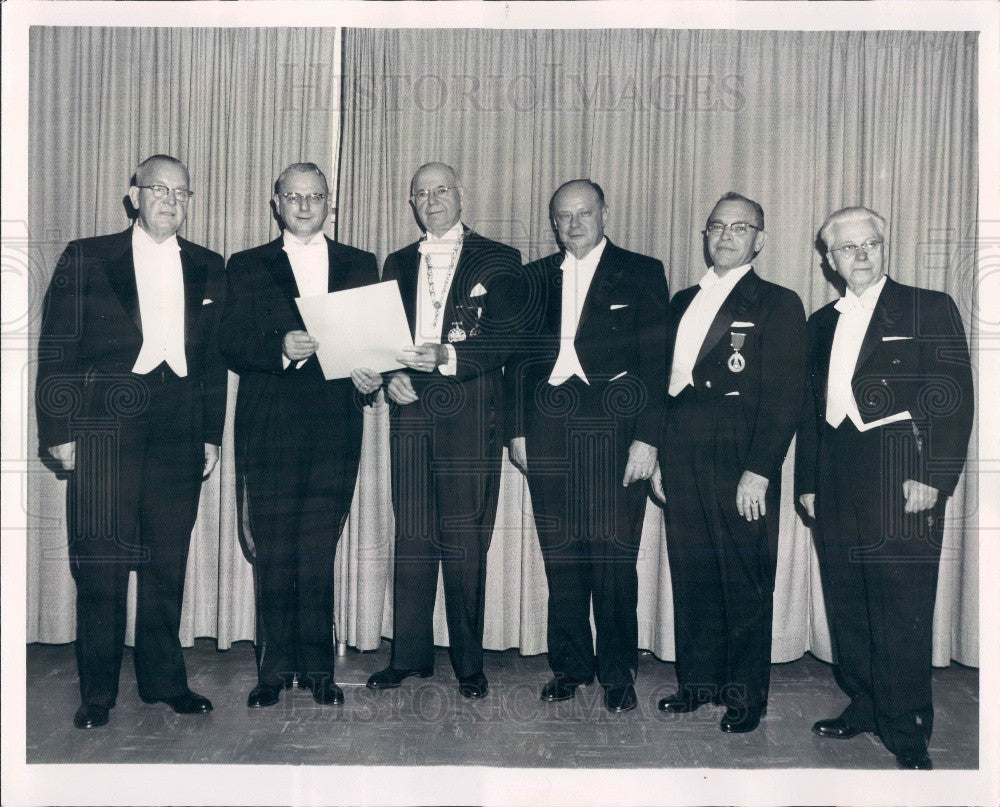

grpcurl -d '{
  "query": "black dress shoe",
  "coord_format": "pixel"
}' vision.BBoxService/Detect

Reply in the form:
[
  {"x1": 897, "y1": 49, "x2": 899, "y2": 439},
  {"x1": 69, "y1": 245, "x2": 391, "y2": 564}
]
[
  {"x1": 719, "y1": 705, "x2": 765, "y2": 733},
  {"x1": 604, "y1": 684, "x2": 638, "y2": 713},
  {"x1": 458, "y1": 672, "x2": 489, "y2": 699},
  {"x1": 142, "y1": 689, "x2": 213, "y2": 714},
  {"x1": 811, "y1": 717, "x2": 865, "y2": 739},
  {"x1": 366, "y1": 665, "x2": 434, "y2": 690},
  {"x1": 896, "y1": 752, "x2": 933, "y2": 770},
  {"x1": 73, "y1": 704, "x2": 109, "y2": 729},
  {"x1": 247, "y1": 683, "x2": 282, "y2": 708},
  {"x1": 657, "y1": 692, "x2": 715, "y2": 714},
  {"x1": 540, "y1": 674, "x2": 591, "y2": 702},
  {"x1": 305, "y1": 679, "x2": 344, "y2": 705}
]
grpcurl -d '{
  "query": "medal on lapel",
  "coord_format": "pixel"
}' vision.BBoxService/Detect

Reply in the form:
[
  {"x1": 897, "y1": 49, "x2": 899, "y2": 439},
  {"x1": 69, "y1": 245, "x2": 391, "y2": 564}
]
[
  {"x1": 727, "y1": 331, "x2": 746, "y2": 373},
  {"x1": 448, "y1": 321, "x2": 467, "y2": 343}
]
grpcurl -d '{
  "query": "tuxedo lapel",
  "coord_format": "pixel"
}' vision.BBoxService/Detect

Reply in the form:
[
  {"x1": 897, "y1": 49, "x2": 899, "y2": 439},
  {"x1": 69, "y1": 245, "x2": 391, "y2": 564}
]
[
  {"x1": 263, "y1": 238, "x2": 301, "y2": 300},
  {"x1": 546, "y1": 254, "x2": 564, "y2": 335},
  {"x1": 694, "y1": 269, "x2": 761, "y2": 366},
  {"x1": 438, "y1": 228, "x2": 485, "y2": 340},
  {"x1": 325, "y1": 237, "x2": 357, "y2": 294},
  {"x1": 853, "y1": 278, "x2": 904, "y2": 377},
  {"x1": 576, "y1": 240, "x2": 622, "y2": 341},
  {"x1": 811, "y1": 306, "x2": 839, "y2": 410},
  {"x1": 179, "y1": 242, "x2": 208, "y2": 349},
  {"x1": 396, "y1": 242, "x2": 421, "y2": 340},
  {"x1": 102, "y1": 231, "x2": 142, "y2": 334}
]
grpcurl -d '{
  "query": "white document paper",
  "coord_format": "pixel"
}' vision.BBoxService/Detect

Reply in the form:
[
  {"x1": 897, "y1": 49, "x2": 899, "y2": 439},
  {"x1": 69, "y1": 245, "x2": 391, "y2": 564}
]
[{"x1": 294, "y1": 280, "x2": 414, "y2": 380}]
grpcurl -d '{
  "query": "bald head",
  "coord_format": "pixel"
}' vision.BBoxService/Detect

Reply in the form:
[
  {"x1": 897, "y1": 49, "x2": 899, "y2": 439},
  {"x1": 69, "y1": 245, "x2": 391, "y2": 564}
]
[
  {"x1": 550, "y1": 179, "x2": 608, "y2": 260},
  {"x1": 133, "y1": 154, "x2": 189, "y2": 189},
  {"x1": 409, "y1": 162, "x2": 463, "y2": 237}
]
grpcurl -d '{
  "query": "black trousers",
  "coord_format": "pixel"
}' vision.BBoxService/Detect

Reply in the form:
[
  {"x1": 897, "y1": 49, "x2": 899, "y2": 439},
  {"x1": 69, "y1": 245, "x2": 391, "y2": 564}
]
[
  {"x1": 246, "y1": 379, "x2": 362, "y2": 687},
  {"x1": 815, "y1": 420, "x2": 945, "y2": 757},
  {"x1": 661, "y1": 390, "x2": 778, "y2": 714},
  {"x1": 523, "y1": 376, "x2": 646, "y2": 689},
  {"x1": 389, "y1": 377, "x2": 502, "y2": 678},
  {"x1": 67, "y1": 366, "x2": 202, "y2": 708}
]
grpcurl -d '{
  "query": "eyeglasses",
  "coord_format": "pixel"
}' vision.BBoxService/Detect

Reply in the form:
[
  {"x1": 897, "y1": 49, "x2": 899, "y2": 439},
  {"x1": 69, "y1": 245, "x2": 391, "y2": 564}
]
[
  {"x1": 833, "y1": 239, "x2": 883, "y2": 256},
  {"x1": 705, "y1": 221, "x2": 759, "y2": 237},
  {"x1": 278, "y1": 192, "x2": 328, "y2": 206},
  {"x1": 411, "y1": 186, "x2": 455, "y2": 204},
  {"x1": 553, "y1": 210, "x2": 596, "y2": 225},
  {"x1": 137, "y1": 185, "x2": 194, "y2": 201}
]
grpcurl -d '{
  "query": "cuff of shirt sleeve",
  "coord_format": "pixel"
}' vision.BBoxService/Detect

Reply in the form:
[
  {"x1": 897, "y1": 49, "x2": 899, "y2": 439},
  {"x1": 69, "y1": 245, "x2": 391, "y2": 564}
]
[{"x1": 439, "y1": 344, "x2": 458, "y2": 376}]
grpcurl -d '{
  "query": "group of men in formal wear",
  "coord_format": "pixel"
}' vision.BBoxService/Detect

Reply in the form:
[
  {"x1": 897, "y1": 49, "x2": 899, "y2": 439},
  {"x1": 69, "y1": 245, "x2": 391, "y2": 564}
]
[{"x1": 36, "y1": 155, "x2": 973, "y2": 772}]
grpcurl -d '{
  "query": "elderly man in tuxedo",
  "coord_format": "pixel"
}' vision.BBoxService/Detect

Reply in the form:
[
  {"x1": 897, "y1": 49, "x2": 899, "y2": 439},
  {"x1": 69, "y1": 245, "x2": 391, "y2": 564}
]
[
  {"x1": 654, "y1": 192, "x2": 806, "y2": 733},
  {"x1": 505, "y1": 179, "x2": 669, "y2": 713},
  {"x1": 796, "y1": 206, "x2": 973, "y2": 770},
  {"x1": 36, "y1": 155, "x2": 227, "y2": 729},
  {"x1": 365, "y1": 162, "x2": 523, "y2": 700},
  {"x1": 221, "y1": 163, "x2": 380, "y2": 708}
]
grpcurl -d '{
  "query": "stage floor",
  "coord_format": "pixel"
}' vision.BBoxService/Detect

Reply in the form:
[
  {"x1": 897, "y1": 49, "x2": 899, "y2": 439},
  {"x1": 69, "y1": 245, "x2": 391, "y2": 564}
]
[{"x1": 26, "y1": 639, "x2": 978, "y2": 769}]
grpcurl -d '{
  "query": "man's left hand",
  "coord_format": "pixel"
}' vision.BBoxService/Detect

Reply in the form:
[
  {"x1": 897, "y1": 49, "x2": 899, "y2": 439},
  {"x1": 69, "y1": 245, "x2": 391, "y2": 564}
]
[
  {"x1": 203, "y1": 444, "x2": 220, "y2": 479},
  {"x1": 736, "y1": 470, "x2": 769, "y2": 521},
  {"x1": 350, "y1": 367, "x2": 383, "y2": 394},
  {"x1": 903, "y1": 479, "x2": 940, "y2": 513},
  {"x1": 397, "y1": 343, "x2": 448, "y2": 373},
  {"x1": 622, "y1": 440, "x2": 657, "y2": 487}
]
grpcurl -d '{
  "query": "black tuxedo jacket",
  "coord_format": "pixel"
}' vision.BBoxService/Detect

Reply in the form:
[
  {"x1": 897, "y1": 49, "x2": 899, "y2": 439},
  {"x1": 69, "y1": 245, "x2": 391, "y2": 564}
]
[
  {"x1": 795, "y1": 277, "x2": 974, "y2": 498},
  {"x1": 663, "y1": 268, "x2": 806, "y2": 482},
  {"x1": 36, "y1": 227, "x2": 227, "y2": 451},
  {"x1": 221, "y1": 235, "x2": 379, "y2": 487},
  {"x1": 381, "y1": 228, "x2": 523, "y2": 401},
  {"x1": 508, "y1": 239, "x2": 670, "y2": 446}
]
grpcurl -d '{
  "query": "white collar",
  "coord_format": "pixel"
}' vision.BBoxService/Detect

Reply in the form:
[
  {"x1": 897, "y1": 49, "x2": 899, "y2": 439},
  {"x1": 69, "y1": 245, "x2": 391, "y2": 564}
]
[
  {"x1": 562, "y1": 237, "x2": 608, "y2": 270},
  {"x1": 699, "y1": 262, "x2": 752, "y2": 290},
  {"x1": 424, "y1": 222, "x2": 464, "y2": 245},
  {"x1": 836, "y1": 274, "x2": 887, "y2": 312},
  {"x1": 132, "y1": 225, "x2": 180, "y2": 253},
  {"x1": 282, "y1": 231, "x2": 326, "y2": 251}
]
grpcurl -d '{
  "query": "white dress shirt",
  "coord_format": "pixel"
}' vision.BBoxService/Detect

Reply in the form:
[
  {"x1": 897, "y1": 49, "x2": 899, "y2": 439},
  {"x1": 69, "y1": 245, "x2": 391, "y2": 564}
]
[
  {"x1": 668, "y1": 263, "x2": 753, "y2": 396},
  {"x1": 282, "y1": 231, "x2": 329, "y2": 369},
  {"x1": 131, "y1": 226, "x2": 187, "y2": 376},
  {"x1": 548, "y1": 237, "x2": 607, "y2": 386},
  {"x1": 825, "y1": 276, "x2": 908, "y2": 430},
  {"x1": 416, "y1": 222, "x2": 463, "y2": 376}
]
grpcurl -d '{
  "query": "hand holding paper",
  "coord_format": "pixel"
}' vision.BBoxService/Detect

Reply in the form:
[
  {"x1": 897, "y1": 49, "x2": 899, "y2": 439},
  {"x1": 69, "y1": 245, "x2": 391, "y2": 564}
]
[
  {"x1": 283, "y1": 330, "x2": 319, "y2": 361},
  {"x1": 397, "y1": 343, "x2": 449, "y2": 372},
  {"x1": 294, "y1": 280, "x2": 414, "y2": 380}
]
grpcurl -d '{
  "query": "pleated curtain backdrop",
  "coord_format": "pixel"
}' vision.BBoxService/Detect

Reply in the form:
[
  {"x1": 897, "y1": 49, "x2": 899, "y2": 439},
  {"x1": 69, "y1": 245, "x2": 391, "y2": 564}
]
[
  {"x1": 336, "y1": 28, "x2": 979, "y2": 666},
  {"x1": 26, "y1": 27, "x2": 978, "y2": 669},
  {"x1": 26, "y1": 26, "x2": 341, "y2": 648}
]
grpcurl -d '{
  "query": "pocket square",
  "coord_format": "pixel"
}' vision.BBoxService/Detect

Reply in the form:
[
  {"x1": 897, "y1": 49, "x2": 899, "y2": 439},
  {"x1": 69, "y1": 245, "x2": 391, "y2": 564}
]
[
  {"x1": 470, "y1": 283, "x2": 488, "y2": 297},
  {"x1": 610, "y1": 304, "x2": 629, "y2": 310},
  {"x1": 882, "y1": 335, "x2": 912, "y2": 341},
  {"x1": 202, "y1": 298, "x2": 214, "y2": 305},
  {"x1": 609, "y1": 371, "x2": 628, "y2": 381},
  {"x1": 724, "y1": 391, "x2": 740, "y2": 396},
  {"x1": 731, "y1": 321, "x2": 754, "y2": 328}
]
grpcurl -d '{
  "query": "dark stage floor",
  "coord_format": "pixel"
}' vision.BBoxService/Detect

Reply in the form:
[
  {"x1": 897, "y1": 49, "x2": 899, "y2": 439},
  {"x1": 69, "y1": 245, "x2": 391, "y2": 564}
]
[{"x1": 26, "y1": 639, "x2": 978, "y2": 769}]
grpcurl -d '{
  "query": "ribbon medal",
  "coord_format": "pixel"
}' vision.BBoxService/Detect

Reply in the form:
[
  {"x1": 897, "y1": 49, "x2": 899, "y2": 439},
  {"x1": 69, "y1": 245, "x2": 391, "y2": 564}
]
[
  {"x1": 448, "y1": 322, "x2": 467, "y2": 343},
  {"x1": 727, "y1": 331, "x2": 746, "y2": 373}
]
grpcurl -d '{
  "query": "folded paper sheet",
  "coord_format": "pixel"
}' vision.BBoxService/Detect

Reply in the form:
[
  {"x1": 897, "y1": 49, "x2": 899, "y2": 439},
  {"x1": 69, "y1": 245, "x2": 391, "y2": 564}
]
[{"x1": 295, "y1": 280, "x2": 414, "y2": 380}]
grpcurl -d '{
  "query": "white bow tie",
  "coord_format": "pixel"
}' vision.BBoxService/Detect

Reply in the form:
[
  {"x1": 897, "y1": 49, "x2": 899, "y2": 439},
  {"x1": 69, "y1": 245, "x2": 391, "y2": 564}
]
[
  {"x1": 284, "y1": 237, "x2": 325, "y2": 254},
  {"x1": 834, "y1": 294, "x2": 875, "y2": 314}
]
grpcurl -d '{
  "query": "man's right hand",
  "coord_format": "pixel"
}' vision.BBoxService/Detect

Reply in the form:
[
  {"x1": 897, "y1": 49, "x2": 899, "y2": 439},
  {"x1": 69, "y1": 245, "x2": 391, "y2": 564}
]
[
  {"x1": 283, "y1": 330, "x2": 319, "y2": 361},
  {"x1": 386, "y1": 371, "x2": 418, "y2": 404},
  {"x1": 508, "y1": 437, "x2": 527, "y2": 475},
  {"x1": 799, "y1": 493, "x2": 816, "y2": 520},
  {"x1": 49, "y1": 442, "x2": 75, "y2": 472}
]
